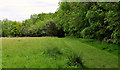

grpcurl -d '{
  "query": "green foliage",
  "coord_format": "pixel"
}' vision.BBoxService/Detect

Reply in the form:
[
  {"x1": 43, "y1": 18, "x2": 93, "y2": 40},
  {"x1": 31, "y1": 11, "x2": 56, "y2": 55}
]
[
  {"x1": 54, "y1": 2, "x2": 90, "y2": 37},
  {"x1": 111, "y1": 28, "x2": 120, "y2": 44},
  {"x1": 1, "y1": 2, "x2": 120, "y2": 44},
  {"x1": 10, "y1": 21, "x2": 22, "y2": 37},
  {"x1": 1, "y1": 13, "x2": 54, "y2": 37},
  {"x1": 81, "y1": 27, "x2": 94, "y2": 39},
  {"x1": 44, "y1": 20, "x2": 57, "y2": 36}
]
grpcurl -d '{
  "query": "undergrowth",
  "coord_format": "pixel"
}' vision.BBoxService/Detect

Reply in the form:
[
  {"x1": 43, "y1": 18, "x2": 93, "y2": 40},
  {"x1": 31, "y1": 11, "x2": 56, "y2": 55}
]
[{"x1": 43, "y1": 47, "x2": 86, "y2": 68}]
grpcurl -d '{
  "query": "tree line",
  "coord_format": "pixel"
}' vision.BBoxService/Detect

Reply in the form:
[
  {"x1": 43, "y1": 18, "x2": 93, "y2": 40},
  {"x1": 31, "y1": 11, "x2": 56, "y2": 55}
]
[{"x1": 0, "y1": 2, "x2": 120, "y2": 44}]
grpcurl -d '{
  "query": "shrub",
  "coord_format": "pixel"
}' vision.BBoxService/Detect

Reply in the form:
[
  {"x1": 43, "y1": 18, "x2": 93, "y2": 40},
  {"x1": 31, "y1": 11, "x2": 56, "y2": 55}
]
[
  {"x1": 44, "y1": 20, "x2": 57, "y2": 36},
  {"x1": 81, "y1": 27, "x2": 94, "y2": 39},
  {"x1": 111, "y1": 28, "x2": 120, "y2": 44},
  {"x1": 67, "y1": 52, "x2": 86, "y2": 68}
]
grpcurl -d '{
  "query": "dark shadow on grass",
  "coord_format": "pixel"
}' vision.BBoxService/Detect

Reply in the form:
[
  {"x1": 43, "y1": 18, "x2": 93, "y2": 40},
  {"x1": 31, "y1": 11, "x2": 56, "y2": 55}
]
[{"x1": 43, "y1": 47, "x2": 63, "y2": 57}]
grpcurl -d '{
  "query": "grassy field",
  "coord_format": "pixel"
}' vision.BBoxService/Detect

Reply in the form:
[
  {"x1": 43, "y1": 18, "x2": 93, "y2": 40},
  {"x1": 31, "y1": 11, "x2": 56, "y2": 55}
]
[{"x1": 2, "y1": 37, "x2": 119, "y2": 68}]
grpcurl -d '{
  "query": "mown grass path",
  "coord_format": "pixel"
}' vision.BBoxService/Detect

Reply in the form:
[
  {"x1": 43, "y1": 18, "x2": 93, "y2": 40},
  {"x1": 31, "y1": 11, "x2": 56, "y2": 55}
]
[
  {"x1": 2, "y1": 37, "x2": 118, "y2": 68},
  {"x1": 63, "y1": 38, "x2": 118, "y2": 68}
]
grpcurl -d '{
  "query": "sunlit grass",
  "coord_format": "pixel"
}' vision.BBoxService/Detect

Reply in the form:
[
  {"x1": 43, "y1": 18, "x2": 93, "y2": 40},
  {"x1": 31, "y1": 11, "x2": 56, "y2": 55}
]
[{"x1": 2, "y1": 37, "x2": 118, "y2": 68}]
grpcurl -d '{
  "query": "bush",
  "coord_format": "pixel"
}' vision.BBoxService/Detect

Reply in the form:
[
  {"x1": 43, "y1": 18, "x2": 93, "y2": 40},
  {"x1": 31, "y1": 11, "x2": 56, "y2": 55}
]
[
  {"x1": 44, "y1": 20, "x2": 57, "y2": 36},
  {"x1": 111, "y1": 28, "x2": 120, "y2": 44},
  {"x1": 81, "y1": 27, "x2": 94, "y2": 39},
  {"x1": 67, "y1": 52, "x2": 86, "y2": 68}
]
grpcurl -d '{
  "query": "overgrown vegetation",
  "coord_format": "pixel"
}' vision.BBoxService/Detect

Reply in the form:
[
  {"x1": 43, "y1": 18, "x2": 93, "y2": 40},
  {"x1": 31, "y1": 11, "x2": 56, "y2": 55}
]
[
  {"x1": 67, "y1": 52, "x2": 86, "y2": 68},
  {"x1": 43, "y1": 47, "x2": 86, "y2": 68}
]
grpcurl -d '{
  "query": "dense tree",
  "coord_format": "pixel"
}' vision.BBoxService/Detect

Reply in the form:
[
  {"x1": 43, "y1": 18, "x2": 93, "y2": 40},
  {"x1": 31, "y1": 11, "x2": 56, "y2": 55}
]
[
  {"x1": 44, "y1": 20, "x2": 57, "y2": 36},
  {"x1": 54, "y1": 2, "x2": 120, "y2": 44},
  {"x1": 1, "y1": 2, "x2": 120, "y2": 44},
  {"x1": 10, "y1": 21, "x2": 22, "y2": 37},
  {"x1": 2, "y1": 19, "x2": 12, "y2": 37}
]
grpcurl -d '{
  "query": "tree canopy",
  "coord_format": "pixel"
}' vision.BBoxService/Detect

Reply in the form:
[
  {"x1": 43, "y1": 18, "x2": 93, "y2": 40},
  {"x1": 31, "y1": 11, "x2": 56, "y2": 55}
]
[{"x1": 1, "y1": 2, "x2": 120, "y2": 44}]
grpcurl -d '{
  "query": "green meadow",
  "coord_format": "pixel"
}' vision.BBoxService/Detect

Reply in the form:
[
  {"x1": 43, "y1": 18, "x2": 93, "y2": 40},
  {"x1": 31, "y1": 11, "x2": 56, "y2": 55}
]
[
  {"x1": 1, "y1": 1, "x2": 120, "y2": 69},
  {"x1": 2, "y1": 37, "x2": 119, "y2": 68}
]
